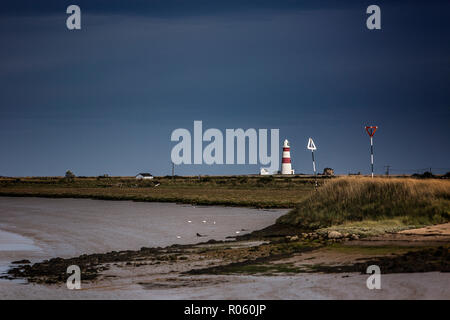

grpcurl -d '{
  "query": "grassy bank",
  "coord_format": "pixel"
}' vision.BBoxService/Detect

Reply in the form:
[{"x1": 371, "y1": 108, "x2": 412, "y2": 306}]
[
  {"x1": 0, "y1": 176, "x2": 317, "y2": 208},
  {"x1": 277, "y1": 177, "x2": 450, "y2": 230},
  {"x1": 2, "y1": 176, "x2": 449, "y2": 233}
]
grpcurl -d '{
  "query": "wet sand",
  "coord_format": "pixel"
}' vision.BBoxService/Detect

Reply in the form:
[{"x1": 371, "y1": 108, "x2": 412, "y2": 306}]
[{"x1": 1, "y1": 273, "x2": 448, "y2": 300}]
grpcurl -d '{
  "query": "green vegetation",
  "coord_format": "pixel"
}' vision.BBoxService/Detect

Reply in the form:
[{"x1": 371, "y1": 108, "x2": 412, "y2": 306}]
[
  {"x1": 277, "y1": 177, "x2": 450, "y2": 230},
  {"x1": 64, "y1": 170, "x2": 76, "y2": 181},
  {"x1": 186, "y1": 242, "x2": 317, "y2": 275},
  {"x1": 2, "y1": 176, "x2": 449, "y2": 232},
  {"x1": 0, "y1": 175, "x2": 317, "y2": 208},
  {"x1": 305, "y1": 246, "x2": 450, "y2": 274},
  {"x1": 212, "y1": 262, "x2": 301, "y2": 275},
  {"x1": 323, "y1": 243, "x2": 427, "y2": 255},
  {"x1": 317, "y1": 218, "x2": 426, "y2": 236}
]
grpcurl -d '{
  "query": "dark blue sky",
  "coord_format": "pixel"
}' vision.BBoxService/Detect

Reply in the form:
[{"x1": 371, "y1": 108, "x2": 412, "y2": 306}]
[{"x1": 1, "y1": 1, "x2": 449, "y2": 176}]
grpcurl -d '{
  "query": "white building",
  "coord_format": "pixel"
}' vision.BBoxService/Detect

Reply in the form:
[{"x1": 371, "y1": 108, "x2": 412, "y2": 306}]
[{"x1": 135, "y1": 173, "x2": 153, "y2": 180}]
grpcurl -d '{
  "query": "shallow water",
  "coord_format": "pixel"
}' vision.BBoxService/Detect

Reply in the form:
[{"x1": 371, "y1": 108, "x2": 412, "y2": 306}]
[
  {"x1": 0, "y1": 197, "x2": 287, "y2": 267},
  {"x1": 0, "y1": 227, "x2": 44, "y2": 278},
  {"x1": 0, "y1": 230, "x2": 42, "y2": 251}
]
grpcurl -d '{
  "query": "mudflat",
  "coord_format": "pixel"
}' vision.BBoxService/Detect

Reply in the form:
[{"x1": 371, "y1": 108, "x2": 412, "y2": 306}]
[{"x1": 1, "y1": 197, "x2": 449, "y2": 299}]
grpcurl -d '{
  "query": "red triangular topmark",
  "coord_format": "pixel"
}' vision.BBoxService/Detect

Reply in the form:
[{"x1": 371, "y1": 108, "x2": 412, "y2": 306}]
[{"x1": 365, "y1": 126, "x2": 378, "y2": 137}]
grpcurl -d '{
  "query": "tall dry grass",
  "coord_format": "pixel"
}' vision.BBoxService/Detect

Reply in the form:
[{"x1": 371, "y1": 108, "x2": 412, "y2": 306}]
[{"x1": 277, "y1": 177, "x2": 450, "y2": 229}]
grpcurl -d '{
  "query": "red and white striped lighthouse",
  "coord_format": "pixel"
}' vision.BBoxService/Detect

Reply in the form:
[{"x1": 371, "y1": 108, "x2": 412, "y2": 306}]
[{"x1": 281, "y1": 139, "x2": 294, "y2": 175}]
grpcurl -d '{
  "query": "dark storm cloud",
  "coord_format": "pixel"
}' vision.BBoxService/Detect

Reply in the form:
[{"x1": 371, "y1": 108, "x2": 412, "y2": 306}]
[
  {"x1": 1, "y1": 0, "x2": 349, "y2": 16},
  {"x1": 2, "y1": 0, "x2": 444, "y2": 17},
  {"x1": 0, "y1": 1, "x2": 449, "y2": 176}
]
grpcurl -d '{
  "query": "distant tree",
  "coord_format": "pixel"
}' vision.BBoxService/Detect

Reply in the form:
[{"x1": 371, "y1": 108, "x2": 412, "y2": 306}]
[
  {"x1": 65, "y1": 170, "x2": 76, "y2": 181},
  {"x1": 412, "y1": 171, "x2": 435, "y2": 179}
]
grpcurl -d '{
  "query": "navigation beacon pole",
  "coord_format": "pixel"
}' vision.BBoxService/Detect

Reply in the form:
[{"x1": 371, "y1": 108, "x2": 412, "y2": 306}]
[
  {"x1": 365, "y1": 126, "x2": 378, "y2": 178},
  {"x1": 370, "y1": 136, "x2": 374, "y2": 178},
  {"x1": 307, "y1": 138, "x2": 318, "y2": 189},
  {"x1": 312, "y1": 149, "x2": 317, "y2": 188}
]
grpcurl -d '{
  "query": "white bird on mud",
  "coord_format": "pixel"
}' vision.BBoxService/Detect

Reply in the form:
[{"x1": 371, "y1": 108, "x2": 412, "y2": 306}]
[{"x1": 202, "y1": 220, "x2": 207, "y2": 223}]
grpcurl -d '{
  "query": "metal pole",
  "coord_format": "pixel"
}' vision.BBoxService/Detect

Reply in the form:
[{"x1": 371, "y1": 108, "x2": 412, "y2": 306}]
[
  {"x1": 370, "y1": 136, "x2": 374, "y2": 178},
  {"x1": 312, "y1": 151, "x2": 317, "y2": 189}
]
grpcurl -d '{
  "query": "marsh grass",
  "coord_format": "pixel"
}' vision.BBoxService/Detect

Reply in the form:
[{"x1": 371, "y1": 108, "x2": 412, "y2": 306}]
[
  {"x1": 0, "y1": 176, "x2": 315, "y2": 208},
  {"x1": 277, "y1": 177, "x2": 450, "y2": 229},
  {"x1": 323, "y1": 243, "x2": 430, "y2": 255},
  {"x1": 216, "y1": 262, "x2": 301, "y2": 275},
  {"x1": 317, "y1": 217, "x2": 425, "y2": 236}
]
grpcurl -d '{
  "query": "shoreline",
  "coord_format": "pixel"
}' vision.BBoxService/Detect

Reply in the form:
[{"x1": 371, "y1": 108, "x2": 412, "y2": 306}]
[
  {"x1": 0, "y1": 196, "x2": 289, "y2": 283},
  {"x1": 0, "y1": 175, "x2": 318, "y2": 209},
  {"x1": 5, "y1": 224, "x2": 449, "y2": 284},
  {"x1": 0, "y1": 191, "x2": 298, "y2": 209}
]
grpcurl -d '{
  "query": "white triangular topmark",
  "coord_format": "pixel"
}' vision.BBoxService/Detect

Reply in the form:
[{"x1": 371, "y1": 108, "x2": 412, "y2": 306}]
[{"x1": 307, "y1": 137, "x2": 317, "y2": 151}]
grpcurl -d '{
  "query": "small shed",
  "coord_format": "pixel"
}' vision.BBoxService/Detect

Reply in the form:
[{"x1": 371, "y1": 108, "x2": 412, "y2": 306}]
[{"x1": 136, "y1": 173, "x2": 153, "y2": 180}]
